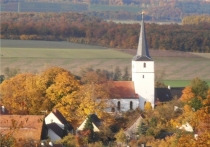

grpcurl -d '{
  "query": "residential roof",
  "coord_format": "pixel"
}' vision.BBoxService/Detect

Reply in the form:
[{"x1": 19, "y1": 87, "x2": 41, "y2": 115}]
[
  {"x1": 47, "y1": 123, "x2": 64, "y2": 138},
  {"x1": 110, "y1": 81, "x2": 139, "y2": 99},
  {"x1": 52, "y1": 109, "x2": 73, "y2": 131},
  {"x1": 0, "y1": 115, "x2": 45, "y2": 140},
  {"x1": 90, "y1": 114, "x2": 101, "y2": 127},
  {"x1": 133, "y1": 14, "x2": 152, "y2": 61},
  {"x1": 155, "y1": 87, "x2": 184, "y2": 104}
]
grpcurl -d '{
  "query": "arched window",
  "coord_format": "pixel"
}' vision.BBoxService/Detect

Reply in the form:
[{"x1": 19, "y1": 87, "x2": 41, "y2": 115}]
[
  {"x1": 117, "y1": 101, "x2": 121, "y2": 111},
  {"x1": 144, "y1": 63, "x2": 146, "y2": 68},
  {"x1": 130, "y1": 101, "x2": 133, "y2": 110}
]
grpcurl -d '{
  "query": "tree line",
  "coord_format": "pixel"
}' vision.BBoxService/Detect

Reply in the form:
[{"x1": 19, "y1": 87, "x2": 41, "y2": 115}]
[{"x1": 1, "y1": 12, "x2": 210, "y2": 52}]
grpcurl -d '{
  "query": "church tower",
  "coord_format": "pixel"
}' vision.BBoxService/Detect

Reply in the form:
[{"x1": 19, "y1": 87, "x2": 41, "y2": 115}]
[{"x1": 132, "y1": 13, "x2": 155, "y2": 110}]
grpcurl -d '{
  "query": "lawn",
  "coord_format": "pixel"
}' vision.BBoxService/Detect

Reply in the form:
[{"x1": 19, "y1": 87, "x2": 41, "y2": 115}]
[{"x1": 1, "y1": 39, "x2": 210, "y2": 87}]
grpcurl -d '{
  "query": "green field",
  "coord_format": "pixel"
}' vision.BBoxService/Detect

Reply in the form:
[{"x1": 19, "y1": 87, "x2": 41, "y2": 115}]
[{"x1": 1, "y1": 39, "x2": 210, "y2": 87}]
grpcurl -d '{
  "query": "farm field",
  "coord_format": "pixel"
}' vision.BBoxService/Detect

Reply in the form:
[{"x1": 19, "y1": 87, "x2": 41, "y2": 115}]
[{"x1": 1, "y1": 39, "x2": 210, "y2": 87}]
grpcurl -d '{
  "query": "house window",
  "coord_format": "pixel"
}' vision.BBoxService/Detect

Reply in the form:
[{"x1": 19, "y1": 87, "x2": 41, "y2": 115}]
[
  {"x1": 144, "y1": 63, "x2": 146, "y2": 68},
  {"x1": 117, "y1": 101, "x2": 121, "y2": 111},
  {"x1": 51, "y1": 119, "x2": 53, "y2": 123},
  {"x1": 130, "y1": 101, "x2": 133, "y2": 110}
]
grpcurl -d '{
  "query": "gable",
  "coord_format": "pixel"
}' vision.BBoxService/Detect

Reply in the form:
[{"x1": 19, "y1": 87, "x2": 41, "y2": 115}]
[{"x1": 110, "y1": 81, "x2": 139, "y2": 99}]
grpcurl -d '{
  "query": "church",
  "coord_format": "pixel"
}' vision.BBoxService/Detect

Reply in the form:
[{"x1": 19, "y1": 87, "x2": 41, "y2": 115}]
[{"x1": 106, "y1": 14, "x2": 183, "y2": 112}]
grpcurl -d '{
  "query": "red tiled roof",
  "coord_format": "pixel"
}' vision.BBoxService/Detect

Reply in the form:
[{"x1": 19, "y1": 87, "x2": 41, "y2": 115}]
[
  {"x1": 110, "y1": 81, "x2": 138, "y2": 99},
  {"x1": 0, "y1": 115, "x2": 45, "y2": 140}
]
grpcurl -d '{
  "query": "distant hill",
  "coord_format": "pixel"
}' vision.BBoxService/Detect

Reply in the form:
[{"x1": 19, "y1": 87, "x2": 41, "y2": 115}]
[{"x1": 1, "y1": 0, "x2": 210, "y2": 21}]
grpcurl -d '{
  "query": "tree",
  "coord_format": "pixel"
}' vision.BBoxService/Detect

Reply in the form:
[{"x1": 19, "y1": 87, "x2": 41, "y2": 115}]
[
  {"x1": 190, "y1": 77, "x2": 209, "y2": 100},
  {"x1": 55, "y1": 134, "x2": 77, "y2": 147},
  {"x1": 144, "y1": 102, "x2": 152, "y2": 111},
  {"x1": 113, "y1": 66, "x2": 122, "y2": 81},
  {"x1": 114, "y1": 129, "x2": 126, "y2": 145},
  {"x1": 4, "y1": 67, "x2": 20, "y2": 79},
  {"x1": 83, "y1": 115, "x2": 94, "y2": 143},
  {"x1": 122, "y1": 66, "x2": 130, "y2": 81},
  {"x1": 0, "y1": 75, "x2": 5, "y2": 84},
  {"x1": 138, "y1": 122, "x2": 147, "y2": 136}
]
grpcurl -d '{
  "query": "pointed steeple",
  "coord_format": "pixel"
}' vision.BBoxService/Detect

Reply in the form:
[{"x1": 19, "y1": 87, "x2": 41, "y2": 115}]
[{"x1": 133, "y1": 12, "x2": 152, "y2": 61}]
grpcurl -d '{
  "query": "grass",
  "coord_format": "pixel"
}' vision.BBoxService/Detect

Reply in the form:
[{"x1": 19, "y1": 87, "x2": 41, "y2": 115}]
[
  {"x1": 1, "y1": 39, "x2": 210, "y2": 87},
  {"x1": 1, "y1": 48, "x2": 132, "y2": 59}
]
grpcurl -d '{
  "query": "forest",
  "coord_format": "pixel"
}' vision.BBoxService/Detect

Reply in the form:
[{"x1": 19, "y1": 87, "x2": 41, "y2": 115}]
[{"x1": 1, "y1": 12, "x2": 210, "y2": 53}]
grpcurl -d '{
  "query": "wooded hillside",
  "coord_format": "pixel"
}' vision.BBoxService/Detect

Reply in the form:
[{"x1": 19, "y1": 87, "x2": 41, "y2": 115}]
[{"x1": 1, "y1": 12, "x2": 210, "y2": 52}]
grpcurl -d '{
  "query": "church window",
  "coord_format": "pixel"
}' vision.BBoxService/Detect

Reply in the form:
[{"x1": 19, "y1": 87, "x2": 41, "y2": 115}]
[
  {"x1": 117, "y1": 101, "x2": 121, "y2": 111},
  {"x1": 130, "y1": 101, "x2": 133, "y2": 110},
  {"x1": 144, "y1": 63, "x2": 146, "y2": 68}
]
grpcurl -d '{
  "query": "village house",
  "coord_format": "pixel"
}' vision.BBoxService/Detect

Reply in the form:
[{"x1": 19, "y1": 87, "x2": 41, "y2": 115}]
[{"x1": 45, "y1": 109, "x2": 74, "y2": 142}]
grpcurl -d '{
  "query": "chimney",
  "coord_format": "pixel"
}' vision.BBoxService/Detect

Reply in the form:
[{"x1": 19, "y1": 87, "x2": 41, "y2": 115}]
[
  {"x1": 49, "y1": 142, "x2": 53, "y2": 146},
  {"x1": 168, "y1": 85, "x2": 171, "y2": 90},
  {"x1": 2, "y1": 106, "x2": 5, "y2": 113}
]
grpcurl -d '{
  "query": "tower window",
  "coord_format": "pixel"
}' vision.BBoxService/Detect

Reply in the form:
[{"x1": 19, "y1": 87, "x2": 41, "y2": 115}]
[
  {"x1": 117, "y1": 101, "x2": 121, "y2": 111},
  {"x1": 130, "y1": 101, "x2": 133, "y2": 110},
  {"x1": 143, "y1": 75, "x2": 144, "y2": 78},
  {"x1": 144, "y1": 63, "x2": 146, "y2": 68}
]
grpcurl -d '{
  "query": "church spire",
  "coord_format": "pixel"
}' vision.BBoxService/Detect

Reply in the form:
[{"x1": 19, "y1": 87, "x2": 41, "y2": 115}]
[{"x1": 133, "y1": 12, "x2": 152, "y2": 61}]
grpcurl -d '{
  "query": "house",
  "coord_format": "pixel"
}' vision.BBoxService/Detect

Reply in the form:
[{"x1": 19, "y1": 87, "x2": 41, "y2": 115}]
[
  {"x1": 0, "y1": 115, "x2": 47, "y2": 141},
  {"x1": 179, "y1": 122, "x2": 193, "y2": 132},
  {"x1": 45, "y1": 109, "x2": 73, "y2": 142},
  {"x1": 77, "y1": 114, "x2": 101, "y2": 132},
  {"x1": 124, "y1": 114, "x2": 143, "y2": 138}
]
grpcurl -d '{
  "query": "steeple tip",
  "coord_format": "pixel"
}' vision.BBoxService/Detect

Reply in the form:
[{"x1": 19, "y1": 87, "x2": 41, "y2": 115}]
[{"x1": 132, "y1": 11, "x2": 152, "y2": 61}]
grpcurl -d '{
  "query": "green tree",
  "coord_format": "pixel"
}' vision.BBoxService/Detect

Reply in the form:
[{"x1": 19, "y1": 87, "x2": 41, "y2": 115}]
[
  {"x1": 122, "y1": 66, "x2": 130, "y2": 81},
  {"x1": 4, "y1": 67, "x2": 20, "y2": 79},
  {"x1": 138, "y1": 122, "x2": 147, "y2": 136},
  {"x1": 0, "y1": 75, "x2": 5, "y2": 84},
  {"x1": 113, "y1": 66, "x2": 122, "y2": 81},
  {"x1": 55, "y1": 134, "x2": 76, "y2": 147},
  {"x1": 84, "y1": 115, "x2": 94, "y2": 143},
  {"x1": 190, "y1": 77, "x2": 209, "y2": 100}
]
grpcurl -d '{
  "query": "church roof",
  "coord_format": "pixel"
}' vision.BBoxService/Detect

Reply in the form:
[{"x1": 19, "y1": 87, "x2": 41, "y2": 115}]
[
  {"x1": 110, "y1": 81, "x2": 139, "y2": 99},
  {"x1": 133, "y1": 14, "x2": 152, "y2": 61}
]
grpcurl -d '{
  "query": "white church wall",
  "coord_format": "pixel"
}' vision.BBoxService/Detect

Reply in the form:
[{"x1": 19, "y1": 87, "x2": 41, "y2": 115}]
[
  {"x1": 105, "y1": 99, "x2": 139, "y2": 112},
  {"x1": 132, "y1": 61, "x2": 155, "y2": 109}
]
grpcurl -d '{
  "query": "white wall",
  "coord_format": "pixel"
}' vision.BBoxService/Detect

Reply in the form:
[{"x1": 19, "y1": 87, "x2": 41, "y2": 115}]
[
  {"x1": 48, "y1": 129, "x2": 61, "y2": 142},
  {"x1": 106, "y1": 99, "x2": 139, "y2": 112},
  {"x1": 45, "y1": 112, "x2": 64, "y2": 129},
  {"x1": 132, "y1": 60, "x2": 155, "y2": 109}
]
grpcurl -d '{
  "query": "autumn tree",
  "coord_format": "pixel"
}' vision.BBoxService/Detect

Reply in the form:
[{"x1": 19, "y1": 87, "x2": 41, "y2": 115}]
[{"x1": 114, "y1": 129, "x2": 127, "y2": 145}]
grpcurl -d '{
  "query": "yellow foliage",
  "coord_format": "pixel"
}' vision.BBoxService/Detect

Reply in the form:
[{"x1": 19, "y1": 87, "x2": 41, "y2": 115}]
[{"x1": 144, "y1": 102, "x2": 152, "y2": 111}]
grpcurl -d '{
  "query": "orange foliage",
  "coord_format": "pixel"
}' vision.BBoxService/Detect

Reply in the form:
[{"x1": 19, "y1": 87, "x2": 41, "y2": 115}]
[{"x1": 180, "y1": 86, "x2": 195, "y2": 102}]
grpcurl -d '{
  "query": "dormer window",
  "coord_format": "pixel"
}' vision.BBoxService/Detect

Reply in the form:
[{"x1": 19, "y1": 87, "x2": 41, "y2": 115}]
[{"x1": 143, "y1": 63, "x2": 146, "y2": 68}]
